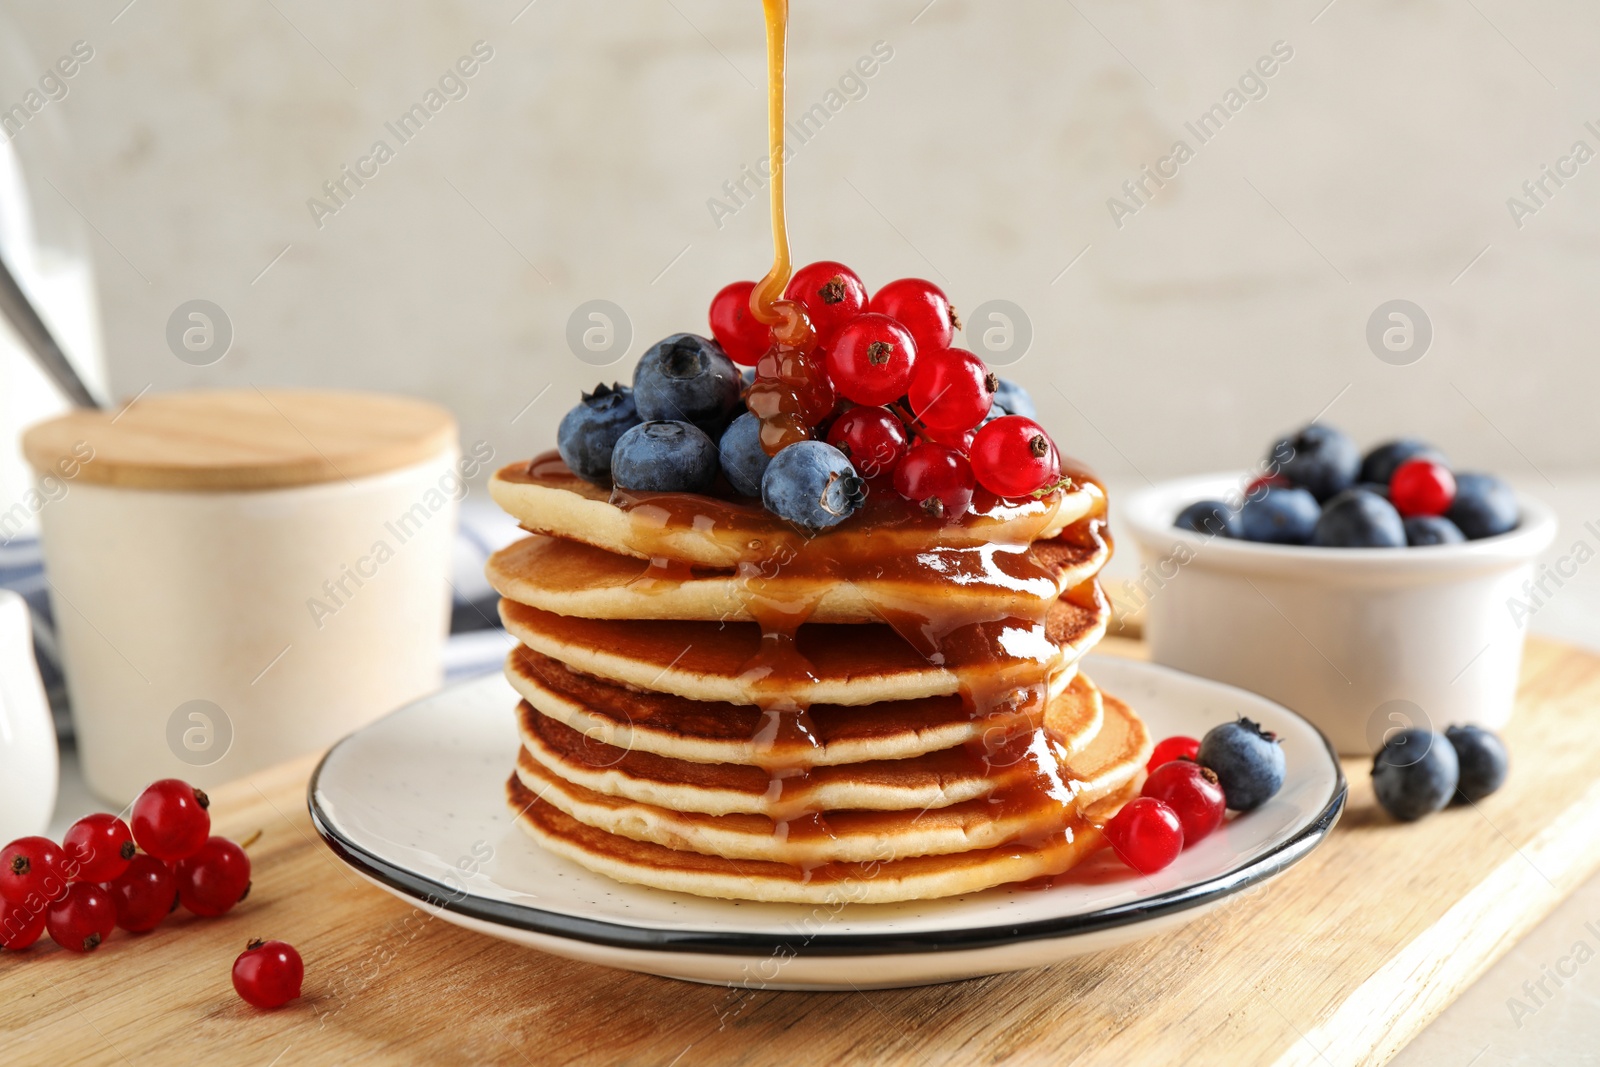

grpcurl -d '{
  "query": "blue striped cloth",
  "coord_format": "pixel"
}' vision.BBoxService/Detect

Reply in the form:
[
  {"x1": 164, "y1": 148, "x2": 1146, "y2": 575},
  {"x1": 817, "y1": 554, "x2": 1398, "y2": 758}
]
[{"x1": 3, "y1": 498, "x2": 523, "y2": 739}]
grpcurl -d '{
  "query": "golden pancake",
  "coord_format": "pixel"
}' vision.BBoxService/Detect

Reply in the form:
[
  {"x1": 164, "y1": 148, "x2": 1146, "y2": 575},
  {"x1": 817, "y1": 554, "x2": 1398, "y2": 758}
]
[
  {"x1": 509, "y1": 688, "x2": 1149, "y2": 867},
  {"x1": 498, "y1": 587, "x2": 1108, "y2": 707},
  {"x1": 513, "y1": 672, "x2": 1105, "y2": 815},
  {"x1": 485, "y1": 529, "x2": 1110, "y2": 625},
  {"x1": 491, "y1": 455, "x2": 1104, "y2": 568},
  {"x1": 506, "y1": 774, "x2": 1136, "y2": 904},
  {"x1": 505, "y1": 644, "x2": 1099, "y2": 767}
]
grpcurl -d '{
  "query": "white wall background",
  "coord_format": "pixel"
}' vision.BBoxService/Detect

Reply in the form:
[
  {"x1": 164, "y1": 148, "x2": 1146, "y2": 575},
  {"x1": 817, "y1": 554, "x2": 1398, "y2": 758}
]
[{"x1": 2, "y1": 0, "x2": 1598, "y2": 487}]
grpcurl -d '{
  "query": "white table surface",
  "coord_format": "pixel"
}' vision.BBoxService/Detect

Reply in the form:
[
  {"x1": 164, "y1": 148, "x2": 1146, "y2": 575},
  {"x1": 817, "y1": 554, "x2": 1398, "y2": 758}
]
[{"x1": 45, "y1": 476, "x2": 1600, "y2": 1064}]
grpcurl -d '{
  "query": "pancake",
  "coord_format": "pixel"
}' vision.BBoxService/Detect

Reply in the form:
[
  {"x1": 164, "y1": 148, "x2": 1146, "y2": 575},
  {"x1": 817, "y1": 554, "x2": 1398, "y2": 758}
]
[
  {"x1": 510, "y1": 689, "x2": 1147, "y2": 867},
  {"x1": 485, "y1": 529, "x2": 1110, "y2": 625},
  {"x1": 498, "y1": 587, "x2": 1108, "y2": 707},
  {"x1": 514, "y1": 672, "x2": 1105, "y2": 815},
  {"x1": 506, "y1": 775, "x2": 1137, "y2": 905},
  {"x1": 506, "y1": 644, "x2": 1097, "y2": 766},
  {"x1": 491, "y1": 455, "x2": 1104, "y2": 568}
]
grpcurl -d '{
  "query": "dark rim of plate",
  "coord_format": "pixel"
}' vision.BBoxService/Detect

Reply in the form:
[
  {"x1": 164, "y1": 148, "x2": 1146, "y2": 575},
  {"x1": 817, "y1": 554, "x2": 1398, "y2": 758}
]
[{"x1": 307, "y1": 683, "x2": 1347, "y2": 960}]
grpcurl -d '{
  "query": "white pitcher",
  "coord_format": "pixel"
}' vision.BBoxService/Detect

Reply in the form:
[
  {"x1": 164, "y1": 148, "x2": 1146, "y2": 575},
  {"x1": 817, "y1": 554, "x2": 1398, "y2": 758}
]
[{"x1": 0, "y1": 588, "x2": 58, "y2": 840}]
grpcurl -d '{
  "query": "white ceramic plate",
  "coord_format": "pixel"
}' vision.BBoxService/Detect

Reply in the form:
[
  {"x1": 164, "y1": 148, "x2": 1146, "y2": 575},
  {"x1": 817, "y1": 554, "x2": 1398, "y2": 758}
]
[{"x1": 309, "y1": 656, "x2": 1345, "y2": 989}]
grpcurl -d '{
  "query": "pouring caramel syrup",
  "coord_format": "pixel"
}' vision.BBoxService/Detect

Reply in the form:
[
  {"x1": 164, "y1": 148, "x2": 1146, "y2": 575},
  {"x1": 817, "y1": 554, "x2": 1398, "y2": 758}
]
[{"x1": 555, "y1": 0, "x2": 1112, "y2": 873}]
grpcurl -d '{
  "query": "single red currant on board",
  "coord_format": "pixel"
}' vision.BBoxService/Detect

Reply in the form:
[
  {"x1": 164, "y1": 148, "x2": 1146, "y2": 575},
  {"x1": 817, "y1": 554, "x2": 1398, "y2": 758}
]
[
  {"x1": 174, "y1": 837, "x2": 252, "y2": 918},
  {"x1": 827, "y1": 313, "x2": 918, "y2": 406},
  {"x1": 233, "y1": 939, "x2": 305, "y2": 1009},
  {"x1": 708, "y1": 280, "x2": 770, "y2": 367},
  {"x1": 908, "y1": 347, "x2": 996, "y2": 435},
  {"x1": 62, "y1": 813, "x2": 136, "y2": 884},
  {"x1": 826, "y1": 406, "x2": 909, "y2": 479},
  {"x1": 868, "y1": 277, "x2": 958, "y2": 354},
  {"x1": 130, "y1": 779, "x2": 211, "y2": 862},
  {"x1": 1141, "y1": 761, "x2": 1227, "y2": 845},
  {"x1": 1146, "y1": 735, "x2": 1200, "y2": 773},
  {"x1": 106, "y1": 854, "x2": 179, "y2": 933},
  {"x1": 783, "y1": 261, "x2": 867, "y2": 346},
  {"x1": 894, "y1": 442, "x2": 976, "y2": 521},
  {"x1": 1389, "y1": 459, "x2": 1455, "y2": 518},
  {"x1": 0, "y1": 894, "x2": 46, "y2": 950},
  {"x1": 970, "y1": 415, "x2": 1061, "y2": 498},
  {"x1": 46, "y1": 882, "x2": 116, "y2": 952},
  {"x1": 1102, "y1": 797, "x2": 1184, "y2": 875},
  {"x1": 0, "y1": 836, "x2": 69, "y2": 904}
]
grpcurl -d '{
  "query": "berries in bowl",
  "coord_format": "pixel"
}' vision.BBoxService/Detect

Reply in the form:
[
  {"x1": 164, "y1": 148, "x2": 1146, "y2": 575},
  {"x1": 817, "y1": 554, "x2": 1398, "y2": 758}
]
[{"x1": 1121, "y1": 424, "x2": 1557, "y2": 754}]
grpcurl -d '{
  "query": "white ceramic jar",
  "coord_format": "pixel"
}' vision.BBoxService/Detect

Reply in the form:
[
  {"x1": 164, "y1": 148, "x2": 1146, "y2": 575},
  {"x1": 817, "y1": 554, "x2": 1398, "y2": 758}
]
[
  {"x1": 23, "y1": 389, "x2": 460, "y2": 803},
  {"x1": 0, "y1": 589, "x2": 58, "y2": 840},
  {"x1": 1122, "y1": 474, "x2": 1558, "y2": 754}
]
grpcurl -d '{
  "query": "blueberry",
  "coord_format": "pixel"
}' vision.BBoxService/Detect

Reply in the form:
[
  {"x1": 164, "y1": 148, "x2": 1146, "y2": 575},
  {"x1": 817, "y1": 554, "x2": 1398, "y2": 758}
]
[
  {"x1": 1238, "y1": 486, "x2": 1320, "y2": 545},
  {"x1": 1359, "y1": 438, "x2": 1448, "y2": 487},
  {"x1": 1313, "y1": 489, "x2": 1406, "y2": 548},
  {"x1": 1197, "y1": 718, "x2": 1285, "y2": 812},
  {"x1": 760, "y1": 441, "x2": 866, "y2": 530},
  {"x1": 1271, "y1": 424, "x2": 1360, "y2": 502},
  {"x1": 555, "y1": 383, "x2": 640, "y2": 486},
  {"x1": 1404, "y1": 515, "x2": 1466, "y2": 547},
  {"x1": 992, "y1": 379, "x2": 1037, "y2": 419},
  {"x1": 610, "y1": 420, "x2": 718, "y2": 493},
  {"x1": 718, "y1": 411, "x2": 770, "y2": 497},
  {"x1": 1174, "y1": 499, "x2": 1240, "y2": 538},
  {"x1": 1356, "y1": 482, "x2": 1390, "y2": 500},
  {"x1": 1371, "y1": 728, "x2": 1458, "y2": 821},
  {"x1": 1445, "y1": 725, "x2": 1509, "y2": 803},
  {"x1": 632, "y1": 333, "x2": 743, "y2": 434},
  {"x1": 1447, "y1": 472, "x2": 1519, "y2": 539}
]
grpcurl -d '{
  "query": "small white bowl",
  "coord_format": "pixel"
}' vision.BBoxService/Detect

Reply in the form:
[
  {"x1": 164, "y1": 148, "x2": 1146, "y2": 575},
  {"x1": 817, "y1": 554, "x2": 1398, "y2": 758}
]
[{"x1": 1121, "y1": 474, "x2": 1558, "y2": 754}]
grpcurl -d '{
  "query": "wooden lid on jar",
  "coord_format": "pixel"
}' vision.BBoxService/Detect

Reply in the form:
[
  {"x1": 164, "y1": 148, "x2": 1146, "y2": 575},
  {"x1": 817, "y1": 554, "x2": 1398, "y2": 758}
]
[{"x1": 22, "y1": 389, "x2": 458, "y2": 491}]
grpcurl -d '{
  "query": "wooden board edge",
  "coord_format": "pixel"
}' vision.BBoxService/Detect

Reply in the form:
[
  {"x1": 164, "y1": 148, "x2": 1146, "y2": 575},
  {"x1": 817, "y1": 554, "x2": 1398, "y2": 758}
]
[{"x1": 1275, "y1": 775, "x2": 1600, "y2": 1066}]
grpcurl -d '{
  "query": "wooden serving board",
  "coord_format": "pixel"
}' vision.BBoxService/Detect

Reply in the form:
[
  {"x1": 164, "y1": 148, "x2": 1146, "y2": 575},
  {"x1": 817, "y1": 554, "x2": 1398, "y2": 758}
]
[{"x1": 6, "y1": 637, "x2": 1600, "y2": 1066}]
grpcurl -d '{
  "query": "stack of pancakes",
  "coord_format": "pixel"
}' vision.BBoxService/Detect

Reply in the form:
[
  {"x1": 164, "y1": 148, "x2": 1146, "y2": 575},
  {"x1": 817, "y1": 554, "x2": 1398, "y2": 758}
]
[{"x1": 485, "y1": 454, "x2": 1151, "y2": 904}]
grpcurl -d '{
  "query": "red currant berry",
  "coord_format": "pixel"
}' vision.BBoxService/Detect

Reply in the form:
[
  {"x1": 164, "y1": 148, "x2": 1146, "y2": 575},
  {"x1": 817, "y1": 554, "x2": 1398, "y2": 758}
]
[
  {"x1": 868, "y1": 278, "x2": 958, "y2": 354},
  {"x1": 708, "y1": 280, "x2": 770, "y2": 367},
  {"x1": 783, "y1": 261, "x2": 867, "y2": 346},
  {"x1": 1146, "y1": 735, "x2": 1201, "y2": 773},
  {"x1": 0, "y1": 836, "x2": 69, "y2": 904},
  {"x1": 826, "y1": 313, "x2": 918, "y2": 407},
  {"x1": 970, "y1": 415, "x2": 1061, "y2": 498},
  {"x1": 893, "y1": 442, "x2": 975, "y2": 521},
  {"x1": 233, "y1": 939, "x2": 305, "y2": 1009},
  {"x1": 826, "y1": 406, "x2": 909, "y2": 479},
  {"x1": 1141, "y1": 761, "x2": 1227, "y2": 845},
  {"x1": 46, "y1": 882, "x2": 116, "y2": 952},
  {"x1": 1244, "y1": 474, "x2": 1290, "y2": 498},
  {"x1": 1389, "y1": 459, "x2": 1455, "y2": 518},
  {"x1": 130, "y1": 779, "x2": 211, "y2": 862},
  {"x1": 62, "y1": 813, "x2": 136, "y2": 884},
  {"x1": 0, "y1": 894, "x2": 46, "y2": 950},
  {"x1": 908, "y1": 347, "x2": 996, "y2": 435},
  {"x1": 1102, "y1": 797, "x2": 1184, "y2": 875},
  {"x1": 173, "y1": 837, "x2": 252, "y2": 918},
  {"x1": 106, "y1": 854, "x2": 179, "y2": 933},
  {"x1": 917, "y1": 422, "x2": 976, "y2": 452}
]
